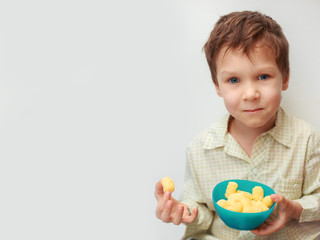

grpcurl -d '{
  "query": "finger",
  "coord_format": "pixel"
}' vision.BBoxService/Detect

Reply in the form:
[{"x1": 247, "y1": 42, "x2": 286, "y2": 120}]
[
  {"x1": 161, "y1": 200, "x2": 173, "y2": 223},
  {"x1": 271, "y1": 194, "x2": 288, "y2": 211},
  {"x1": 252, "y1": 221, "x2": 268, "y2": 233},
  {"x1": 154, "y1": 181, "x2": 164, "y2": 201},
  {"x1": 271, "y1": 194, "x2": 286, "y2": 205},
  {"x1": 156, "y1": 191, "x2": 171, "y2": 218},
  {"x1": 270, "y1": 194, "x2": 278, "y2": 202},
  {"x1": 172, "y1": 205, "x2": 184, "y2": 225},
  {"x1": 183, "y1": 207, "x2": 198, "y2": 224},
  {"x1": 251, "y1": 218, "x2": 283, "y2": 235},
  {"x1": 251, "y1": 221, "x2": 269, "y2": 235},
  {"x1": 264, "y1": 213, "x2": 277, "y2": 223}
]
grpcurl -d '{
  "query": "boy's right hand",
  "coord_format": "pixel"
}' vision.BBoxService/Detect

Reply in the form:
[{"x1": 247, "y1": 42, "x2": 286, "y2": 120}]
[{"x1": 155, "y1": 180, "x2": 198, "y2": 225}]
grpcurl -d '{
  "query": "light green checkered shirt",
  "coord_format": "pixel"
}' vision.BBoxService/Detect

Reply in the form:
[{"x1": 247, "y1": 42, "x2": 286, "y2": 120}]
[{"x1": 180, "y1": 107, "x2": 320, "y2": 240}]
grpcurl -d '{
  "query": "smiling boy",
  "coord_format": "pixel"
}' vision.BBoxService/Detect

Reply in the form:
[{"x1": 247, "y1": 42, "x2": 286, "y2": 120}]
[{"x1": 155, "y1": 11, "x2": 320, "y2": 239}]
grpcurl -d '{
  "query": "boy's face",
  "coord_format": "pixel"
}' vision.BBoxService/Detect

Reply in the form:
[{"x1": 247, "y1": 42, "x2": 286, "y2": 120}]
[{"x1": 215, "y1": 44, "x2": 289, "y2": 131}]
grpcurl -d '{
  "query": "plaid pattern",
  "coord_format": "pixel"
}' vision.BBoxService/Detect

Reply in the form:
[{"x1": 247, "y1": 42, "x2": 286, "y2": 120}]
[{"x1": 180, "y1": 107, "x2": 320, "y2": 240}]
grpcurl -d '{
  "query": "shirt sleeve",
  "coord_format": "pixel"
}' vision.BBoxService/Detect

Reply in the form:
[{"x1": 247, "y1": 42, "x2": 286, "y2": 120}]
[
  {"x1": 295, "y1": 132, "x2": 320, "y2": 222},
  {"x1": 179, "y1": 147, "x2": 214, "y2": 239}
]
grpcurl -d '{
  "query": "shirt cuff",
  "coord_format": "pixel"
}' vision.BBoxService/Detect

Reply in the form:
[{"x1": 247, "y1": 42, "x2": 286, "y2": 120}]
[
  {"x1": 294, "y1": 198, "x2": 320, "y2": 222},
  {"x1": 180, "y1": 200, "x2": 214, "y2": 238}
]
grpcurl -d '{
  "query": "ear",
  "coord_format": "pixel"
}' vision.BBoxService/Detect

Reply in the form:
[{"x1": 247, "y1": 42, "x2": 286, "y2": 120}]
[
  {"x1": 282, "y1": 72, "x2": 289, "y2": 90},
  {"x1": 215, "y1": 83, "x2": 222, "y2": 97}
]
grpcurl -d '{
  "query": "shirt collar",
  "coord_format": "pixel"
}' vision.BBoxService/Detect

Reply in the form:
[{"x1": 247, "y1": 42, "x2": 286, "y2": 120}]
[
  {"x1": 203, "y1": 114, "x2": 230, "y2": 150},
  {"x1": 203, "y1": 107, "x2": 292, "y2": 150}
]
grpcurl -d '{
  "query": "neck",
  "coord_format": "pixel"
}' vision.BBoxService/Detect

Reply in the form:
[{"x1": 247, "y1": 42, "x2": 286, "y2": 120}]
[
  {"x1": 229, "y1": 113, "x2": 276, "y2": 136},
  {"x1": 228, "y1": 115, "x2": 276, "y2": 157}
]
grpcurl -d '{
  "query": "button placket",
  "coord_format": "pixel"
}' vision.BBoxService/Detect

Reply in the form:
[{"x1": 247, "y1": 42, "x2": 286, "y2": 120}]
[{"x1": 249, "y1": 136, "x2": 269, "y2": 181}]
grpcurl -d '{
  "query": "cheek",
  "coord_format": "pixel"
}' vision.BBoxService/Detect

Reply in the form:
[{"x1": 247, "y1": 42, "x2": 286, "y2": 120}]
[
  {"x1": 264, "y1": 87, "x2": 282, "y2": 104},
  {"x1": 222, "y1": 92, "x2": 240, "y2": 109}
]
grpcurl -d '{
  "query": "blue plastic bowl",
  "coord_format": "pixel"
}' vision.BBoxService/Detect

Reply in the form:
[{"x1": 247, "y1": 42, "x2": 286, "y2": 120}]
[{"x1": 212, "y1": 179, "x2": 276, "y2": 230}]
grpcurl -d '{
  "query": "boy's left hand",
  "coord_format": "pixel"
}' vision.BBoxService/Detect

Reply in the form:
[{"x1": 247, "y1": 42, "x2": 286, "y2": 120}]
[{"x1": 251, "y1": 194, "x2": 303, "y2": 236}]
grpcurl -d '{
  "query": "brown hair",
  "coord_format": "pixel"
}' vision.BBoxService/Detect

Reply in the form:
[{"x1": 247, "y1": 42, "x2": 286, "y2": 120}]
[{"x1": 203, "y1": 11, "x2": 289, "y2": 85}]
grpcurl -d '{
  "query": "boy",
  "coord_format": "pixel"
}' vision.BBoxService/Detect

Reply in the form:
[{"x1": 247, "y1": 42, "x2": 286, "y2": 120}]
[{"x1": 154, "y1": 11, "x2": 320, "y2": 239}]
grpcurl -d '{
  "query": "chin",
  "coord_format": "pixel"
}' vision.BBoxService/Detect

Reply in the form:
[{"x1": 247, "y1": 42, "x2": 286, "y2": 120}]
[{"x1": 246, "y1": 118, "x2": 275, "y2": 130}]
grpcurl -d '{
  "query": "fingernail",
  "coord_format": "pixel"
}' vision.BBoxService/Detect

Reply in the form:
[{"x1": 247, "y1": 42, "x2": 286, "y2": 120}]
[{"x1": 271, "y1": 194, "x2": 277, "y2": 201}]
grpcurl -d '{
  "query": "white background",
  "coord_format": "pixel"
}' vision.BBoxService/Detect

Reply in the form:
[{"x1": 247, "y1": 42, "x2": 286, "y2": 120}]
[{"x1": 0, "y1": 0, "x2": 319, "y2": 239}]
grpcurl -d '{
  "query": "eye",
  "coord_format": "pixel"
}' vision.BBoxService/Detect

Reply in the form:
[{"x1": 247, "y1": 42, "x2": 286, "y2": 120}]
[
  {"x1": 228, "y1": 77, "x2": 239, "y2": 84},
  {"x1": 258, "y1": 74, "x2": 269, "y2": 80}
]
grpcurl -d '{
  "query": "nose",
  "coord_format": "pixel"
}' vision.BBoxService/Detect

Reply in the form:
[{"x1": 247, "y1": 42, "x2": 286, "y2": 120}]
[{"x1": 242, "y1": 82, "x2": 260, "y2": 101}]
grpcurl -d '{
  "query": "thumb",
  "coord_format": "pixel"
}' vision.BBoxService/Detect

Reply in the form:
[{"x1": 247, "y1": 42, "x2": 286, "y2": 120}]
[
  {"x1": 154, "y1": 180, "x2": 164, "y2": 201},
  {"x1": 271, "y1": 194, "x2": 288, "y2": 211}
]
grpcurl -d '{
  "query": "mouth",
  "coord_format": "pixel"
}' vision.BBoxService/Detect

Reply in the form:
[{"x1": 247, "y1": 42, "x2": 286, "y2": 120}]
[{"x1": 243, "y1": 108, "x2": 263, "y2": 113}]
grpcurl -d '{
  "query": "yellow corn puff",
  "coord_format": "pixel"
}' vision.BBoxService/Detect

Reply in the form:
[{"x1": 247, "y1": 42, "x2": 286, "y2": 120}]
[
  {"x1": 239, "y1": 197, "x2": 250, "y2": 206},
  {"x1": 228, "y1": 192, "x2": 242, "y2": 201},
  {"x1": 252, "y1": 186, "x2": 264, "y2": 201},
  {"x1": 236, "y1": 190, "x2": 253, "y2": 200},
  {"x1": 255, "y1": 200, "x2": 269, "y2": 212},
  {"x1": 225, "y1": 181, "x2": 238, "y2": 199},
  {"x1": 263, "y1": 195, "x2": 273, "y2": 208},
  {"x1": 217, "y1": 199, "x2": 229, "y2": 208},
  {"x1": 161, "y1": 177, "x2": 175, "y2": 192},
  {"x1": 243, "y1": 203, "x2": 261, "y2": 213},
  {"x1": 226, "y1": 199, "x2": 243, "y2": 212}
]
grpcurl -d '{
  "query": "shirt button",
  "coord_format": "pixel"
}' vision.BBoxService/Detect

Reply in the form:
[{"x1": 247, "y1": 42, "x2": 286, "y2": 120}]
[{"x1": 294, "y1": 184, "x2": 299, "y2": 188}]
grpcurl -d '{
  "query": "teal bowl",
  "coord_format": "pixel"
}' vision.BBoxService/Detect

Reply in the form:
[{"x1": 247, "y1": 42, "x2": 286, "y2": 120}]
[{"x1": 212, "y1": 179, "x2": 276, "y2": 230}]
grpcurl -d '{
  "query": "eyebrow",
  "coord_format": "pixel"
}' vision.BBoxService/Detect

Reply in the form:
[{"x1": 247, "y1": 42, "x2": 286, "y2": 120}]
[
  {"x1": 220, "y1": 71, "x2": 238, "y2": 76},
  {"x1": 220, "y1": 66, "x2": 277, "y2": 76}
]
